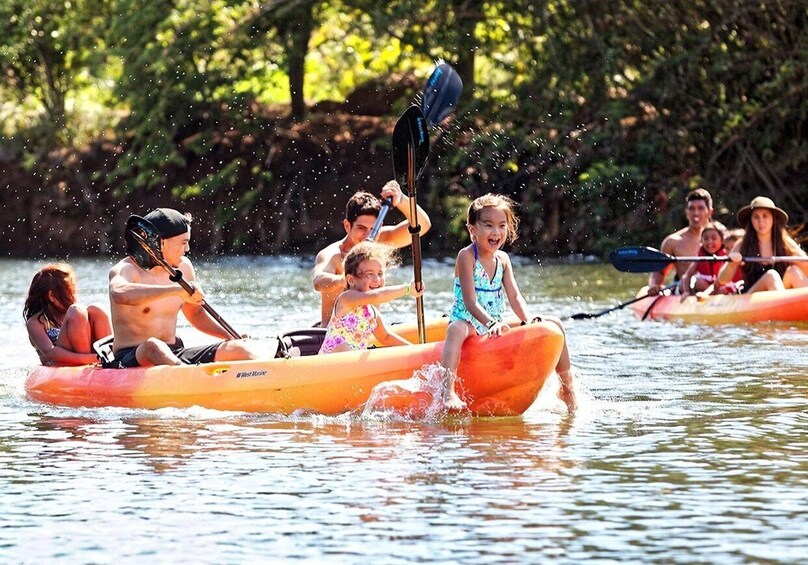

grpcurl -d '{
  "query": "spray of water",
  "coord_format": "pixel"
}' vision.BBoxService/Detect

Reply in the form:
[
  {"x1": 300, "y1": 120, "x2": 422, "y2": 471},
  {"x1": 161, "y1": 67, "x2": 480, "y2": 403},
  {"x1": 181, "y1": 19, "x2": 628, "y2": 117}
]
[{"x1": 361, "y1": 362, "x2": 467, "y2": 422}]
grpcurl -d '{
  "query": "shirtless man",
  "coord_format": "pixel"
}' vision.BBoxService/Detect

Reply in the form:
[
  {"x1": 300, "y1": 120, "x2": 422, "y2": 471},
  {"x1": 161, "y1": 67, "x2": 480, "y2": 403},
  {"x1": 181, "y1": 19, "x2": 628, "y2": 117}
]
[
  {"x1": 647, "y1": 188, "x2": 719, "y2": 295},
  {"x1": 313, "y1": 180, "x2": 431, "y2": 327},
  {"x1": 105, "y1": 208, "x2": 266, "y2": 368}
]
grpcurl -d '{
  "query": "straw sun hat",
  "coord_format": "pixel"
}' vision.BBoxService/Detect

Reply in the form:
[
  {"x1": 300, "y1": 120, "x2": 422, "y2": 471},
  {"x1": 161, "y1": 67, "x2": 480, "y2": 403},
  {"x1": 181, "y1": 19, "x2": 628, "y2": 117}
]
[{"x1": 737, "y1": 196, "x2": 788, "y2": 225}]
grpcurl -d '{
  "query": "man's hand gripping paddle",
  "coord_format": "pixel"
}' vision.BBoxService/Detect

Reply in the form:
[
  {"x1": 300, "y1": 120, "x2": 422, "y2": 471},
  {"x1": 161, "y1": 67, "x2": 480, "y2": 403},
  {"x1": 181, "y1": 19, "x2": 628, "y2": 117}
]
[{"x1": 125, "y1": 215, "x2": 242, "y2": 340}]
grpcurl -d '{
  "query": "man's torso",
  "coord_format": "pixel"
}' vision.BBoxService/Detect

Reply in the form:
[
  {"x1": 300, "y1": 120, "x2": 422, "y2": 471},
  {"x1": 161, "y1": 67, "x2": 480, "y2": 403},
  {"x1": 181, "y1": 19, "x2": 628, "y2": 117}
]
[
  {"x1": 109, "y1": 258, "x2": 185, "y2": 352},
  {"x1": 664, "y1": 228, "x2": 703, "y2": 278}
]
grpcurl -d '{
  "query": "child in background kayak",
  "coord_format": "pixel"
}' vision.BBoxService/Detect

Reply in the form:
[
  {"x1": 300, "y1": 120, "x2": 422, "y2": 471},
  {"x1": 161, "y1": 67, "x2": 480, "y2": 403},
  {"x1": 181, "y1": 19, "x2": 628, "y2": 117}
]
[
  {"x1": 318, "y1": 241, "x2": 423, "y2": 354},
  {"x1": 679, "y1": 223, "x2": 740, "y2": 296},
  {"x1": 440, "y1": 194, "x2": 576, "y2": 412},
  {"x1": 24, "y1": 263, "x2": 112, "y2": 366},
  {"x1": 718, "y1": 196, "x2": 808, "y2": 293},
  {"x1": 723, "y1": 228, "x2": 745, "y2": 254}
]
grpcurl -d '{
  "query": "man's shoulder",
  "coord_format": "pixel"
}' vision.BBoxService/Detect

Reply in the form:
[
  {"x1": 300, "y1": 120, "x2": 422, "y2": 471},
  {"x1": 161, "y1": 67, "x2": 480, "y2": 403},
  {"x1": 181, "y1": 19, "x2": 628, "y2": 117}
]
[
  {"x1": 660, "y1": 227, "x2": 692, "y2": 251},
  {"x1": 315, "y1": 241, "x2": 343, "y2": 262},
  {"x1": 110, "y1": 256, "x2": 136, "y2": 276},
  {"x1": 313, "y1": 242, "x2": 345, "y2": 279},
  {"x1": 662, "y1": 226, "x2": 690, "y2": 243}
]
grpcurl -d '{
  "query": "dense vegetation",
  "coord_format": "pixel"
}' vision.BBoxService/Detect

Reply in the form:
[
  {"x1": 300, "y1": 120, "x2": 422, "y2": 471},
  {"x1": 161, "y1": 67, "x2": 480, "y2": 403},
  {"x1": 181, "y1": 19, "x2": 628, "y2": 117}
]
[{"x1": 1, "y1": 0, "x2": 807, "y2": 257}]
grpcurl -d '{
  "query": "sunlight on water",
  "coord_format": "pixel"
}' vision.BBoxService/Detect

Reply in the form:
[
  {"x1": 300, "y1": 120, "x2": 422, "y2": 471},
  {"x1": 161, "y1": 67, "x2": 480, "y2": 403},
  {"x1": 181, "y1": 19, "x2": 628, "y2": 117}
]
[{"x1": 2, "y1": 257, "x2": 807, "y2": 562}]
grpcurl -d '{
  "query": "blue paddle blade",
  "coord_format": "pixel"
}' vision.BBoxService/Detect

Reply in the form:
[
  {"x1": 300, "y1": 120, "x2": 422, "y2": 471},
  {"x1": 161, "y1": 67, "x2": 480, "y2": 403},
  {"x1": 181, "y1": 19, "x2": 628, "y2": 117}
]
[
  {"x1": 421, "y1": 62, "x2": 463, "y2": 127},
  {"x1": 392, "y1": 105, "x2": 430, "y2": 185},
  {"x1": 608, "y1": 246, "x2": 673, "y2": 273}
]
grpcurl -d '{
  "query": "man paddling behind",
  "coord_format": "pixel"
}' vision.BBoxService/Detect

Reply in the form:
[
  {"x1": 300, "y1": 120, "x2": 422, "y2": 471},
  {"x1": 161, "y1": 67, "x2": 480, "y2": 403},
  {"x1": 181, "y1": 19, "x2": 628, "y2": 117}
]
[
  {"x1": 647, "y1": 188, "x2": 721, "y2": 295},
  {"x1": 313, "y1": 180, "x2": 431, "y2": 327},
  {"x1": 105, "y1": 208, "x2": 267, "y2": 368}
]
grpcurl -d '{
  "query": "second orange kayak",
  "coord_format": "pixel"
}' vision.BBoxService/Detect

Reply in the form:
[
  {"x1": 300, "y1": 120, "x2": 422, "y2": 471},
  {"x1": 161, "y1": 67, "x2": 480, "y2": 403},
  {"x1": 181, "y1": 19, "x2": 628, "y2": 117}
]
[{"x1": 630, "y1": 285, "x2": 808, "y2": 324}]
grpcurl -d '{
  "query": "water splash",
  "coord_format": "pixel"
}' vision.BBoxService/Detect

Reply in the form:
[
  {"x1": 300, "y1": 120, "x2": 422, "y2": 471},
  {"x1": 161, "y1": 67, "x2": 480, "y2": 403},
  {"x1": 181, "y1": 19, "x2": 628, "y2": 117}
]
[{"x1": 361, "y1": 362, "x2": 465, "y2": 422}]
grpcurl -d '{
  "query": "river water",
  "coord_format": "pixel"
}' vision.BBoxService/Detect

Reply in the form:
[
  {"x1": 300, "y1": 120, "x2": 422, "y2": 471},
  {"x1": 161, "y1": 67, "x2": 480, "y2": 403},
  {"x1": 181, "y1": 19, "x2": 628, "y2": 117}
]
[{"x1": 1, "y1": 256, "x2": 806, "y2": 563}]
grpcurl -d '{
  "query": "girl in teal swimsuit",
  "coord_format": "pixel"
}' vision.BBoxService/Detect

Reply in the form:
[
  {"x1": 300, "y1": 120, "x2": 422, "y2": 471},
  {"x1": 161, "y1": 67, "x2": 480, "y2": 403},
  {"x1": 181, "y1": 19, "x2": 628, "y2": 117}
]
[
  {"x1": 319, "y1": 241, "x2": 423, "y2": 354},
  {"x1": 24, "y1": 263, "x2": 112, "y2": 366},
  {"x1": 441, "y1": 194, "x2": 577, "y2": 412}
]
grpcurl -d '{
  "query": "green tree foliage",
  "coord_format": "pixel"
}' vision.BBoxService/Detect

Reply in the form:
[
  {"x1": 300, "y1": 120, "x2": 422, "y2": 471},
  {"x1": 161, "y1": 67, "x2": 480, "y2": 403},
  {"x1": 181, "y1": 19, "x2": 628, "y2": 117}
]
[
  {"x1": 0, "y1": 0, "x2": 111, "y2": 152},
  {"x1": 239, "y1": 0, "x2": 319, "y2": 119},
  {"x1": 2, "y1": 0, "x2": 807, "y2": 256}
]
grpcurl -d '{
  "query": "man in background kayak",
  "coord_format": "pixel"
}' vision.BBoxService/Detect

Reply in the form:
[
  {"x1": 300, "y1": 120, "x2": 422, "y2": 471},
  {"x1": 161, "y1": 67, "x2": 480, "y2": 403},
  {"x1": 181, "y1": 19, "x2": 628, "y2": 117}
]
[
  {"x1": 312, "y1": 180, "x2": 431, "y2": 327},
  {"x1": 647, "y1": 188, "x2": 722, "y2": 295},
  {"x1": 105, "y1": 208, "x2": 266, "y2": 368}
]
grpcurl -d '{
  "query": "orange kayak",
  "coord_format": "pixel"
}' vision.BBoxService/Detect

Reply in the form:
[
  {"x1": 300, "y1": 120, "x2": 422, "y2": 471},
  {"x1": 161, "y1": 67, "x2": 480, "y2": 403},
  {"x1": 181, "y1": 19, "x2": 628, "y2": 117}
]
[
  {"x1": 630, "y1": 285, "x2": 808, "y2": 324},
  {"x1": 25, "y1": 318, "x2": 564, "y2": 416}
]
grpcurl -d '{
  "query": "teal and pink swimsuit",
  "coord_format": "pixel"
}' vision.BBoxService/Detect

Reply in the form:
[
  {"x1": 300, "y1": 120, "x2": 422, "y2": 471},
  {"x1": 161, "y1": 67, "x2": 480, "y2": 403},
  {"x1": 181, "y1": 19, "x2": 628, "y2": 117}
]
[{"x1": 449, "y1": 243, "x2": 505, "y2": 334}]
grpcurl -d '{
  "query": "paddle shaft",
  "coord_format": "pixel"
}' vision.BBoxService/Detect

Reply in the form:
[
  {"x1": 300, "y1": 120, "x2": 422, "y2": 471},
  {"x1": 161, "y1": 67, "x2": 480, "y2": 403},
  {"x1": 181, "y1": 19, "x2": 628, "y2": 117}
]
[
  {"x1": 407, "y1": 143, "x2": 426, "y2": 344},
  {"x1": 565, "y1": 283, "x2": 677, "y2": 320},
  {"x1": 127, "y1": 229, "x2": 242, "y2": 340},
  {"x1": 645, "y1": 255, "x2": 808, "y2": 264}
]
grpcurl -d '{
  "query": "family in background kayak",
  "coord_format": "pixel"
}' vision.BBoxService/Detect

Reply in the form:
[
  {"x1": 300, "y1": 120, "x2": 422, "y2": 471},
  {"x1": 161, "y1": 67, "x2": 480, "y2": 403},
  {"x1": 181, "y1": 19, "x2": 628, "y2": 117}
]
[{"x1": 646, "y1": 191, "x2": 808, "y2": 297}]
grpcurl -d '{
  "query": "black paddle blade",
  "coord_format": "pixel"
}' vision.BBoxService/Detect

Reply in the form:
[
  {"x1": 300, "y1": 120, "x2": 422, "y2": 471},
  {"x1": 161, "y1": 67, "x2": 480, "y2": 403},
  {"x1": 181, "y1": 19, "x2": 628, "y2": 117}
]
[
  {"x1": 608, "y1": 246, "x2": 673, "y2": 273},
  {"x1": 125, "y1": 215, "x2": 162, "y2": 269},
  {"x1": 421, "y1": 61, "x2": 463, "y2": 127},
  {"x1": 392, "y1": 105, "x2": 430, "y2": 185}
]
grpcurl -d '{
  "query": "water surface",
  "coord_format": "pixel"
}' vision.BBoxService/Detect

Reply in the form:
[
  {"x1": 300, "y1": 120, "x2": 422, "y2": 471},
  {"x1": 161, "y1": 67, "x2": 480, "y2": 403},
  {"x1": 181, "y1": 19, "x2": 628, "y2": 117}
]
[{"x1": 1, "y1": 257, "x2": 806, "y2": 562}]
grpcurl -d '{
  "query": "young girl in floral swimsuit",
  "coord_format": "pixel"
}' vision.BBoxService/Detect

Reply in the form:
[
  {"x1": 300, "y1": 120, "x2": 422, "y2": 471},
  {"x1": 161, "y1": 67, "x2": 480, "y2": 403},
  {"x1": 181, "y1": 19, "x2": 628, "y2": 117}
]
[
  {"x1": 319, "y1": 241, "x2": 424, "y2": 354},
  {"x1": 440, "y1": 194, "x2": 577, "y2": 412}
]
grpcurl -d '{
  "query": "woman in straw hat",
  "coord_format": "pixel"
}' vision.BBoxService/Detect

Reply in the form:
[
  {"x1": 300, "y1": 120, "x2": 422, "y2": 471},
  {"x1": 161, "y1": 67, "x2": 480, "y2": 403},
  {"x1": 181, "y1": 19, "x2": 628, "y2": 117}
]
[{"x1": 718, "y1": 196, "x2": 808, "y2": 293}]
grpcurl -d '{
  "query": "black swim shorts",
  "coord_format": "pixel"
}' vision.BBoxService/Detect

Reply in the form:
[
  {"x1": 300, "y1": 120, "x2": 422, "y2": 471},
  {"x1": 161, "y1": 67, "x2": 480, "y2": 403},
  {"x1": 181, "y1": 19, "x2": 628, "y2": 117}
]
[{"x1": 102, "y1": 337, "x2": 221, "y2": 369}]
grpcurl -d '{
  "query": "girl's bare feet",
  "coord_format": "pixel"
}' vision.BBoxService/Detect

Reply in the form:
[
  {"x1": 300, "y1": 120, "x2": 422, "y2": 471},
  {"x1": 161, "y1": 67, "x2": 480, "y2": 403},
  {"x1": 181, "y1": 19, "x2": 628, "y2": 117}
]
[
  {"x1": 445, "y1": 390, "x2": 467, "y2": 412},
  {"x1": 441, "y1": 367, "x2": 468, "y2": 411}
]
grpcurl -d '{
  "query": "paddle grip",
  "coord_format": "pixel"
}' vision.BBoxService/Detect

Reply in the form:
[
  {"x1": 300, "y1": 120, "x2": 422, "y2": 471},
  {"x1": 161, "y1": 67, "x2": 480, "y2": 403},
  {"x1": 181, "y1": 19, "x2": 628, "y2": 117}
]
[{"x1": 368, "y1": 198, "x2": 393, "y2": 241}]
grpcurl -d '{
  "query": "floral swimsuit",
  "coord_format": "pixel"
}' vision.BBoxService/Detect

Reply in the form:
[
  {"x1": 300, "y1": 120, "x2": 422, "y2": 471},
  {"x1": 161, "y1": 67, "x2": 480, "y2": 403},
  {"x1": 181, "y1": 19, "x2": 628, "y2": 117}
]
[
  {"x1": 319, "y1": 301, "x2": 378, "y2": 353},
  {"x1": 449, "y1": 243, "x2": 505, "y2": 334}
]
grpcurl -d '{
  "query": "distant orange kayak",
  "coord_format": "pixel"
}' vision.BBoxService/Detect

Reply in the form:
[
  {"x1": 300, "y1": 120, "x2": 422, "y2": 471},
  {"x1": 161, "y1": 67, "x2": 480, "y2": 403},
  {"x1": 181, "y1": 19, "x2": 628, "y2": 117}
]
[
  {"x1": 630, "y1": 286, "x2": 808, "y2": 324},
  {"x1": 25, "y1": 318, "x2": 564, "y2": 416}
]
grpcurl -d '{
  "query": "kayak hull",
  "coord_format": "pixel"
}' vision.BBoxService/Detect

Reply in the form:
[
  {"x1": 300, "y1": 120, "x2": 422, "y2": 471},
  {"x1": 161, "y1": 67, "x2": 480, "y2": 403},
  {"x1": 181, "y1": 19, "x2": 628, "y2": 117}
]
[
  {"x1": 24, "y1": 318, "x2": 564, "y2": 416},
  {"x1": 630, "y1": 286, "x2": 808, "y2": 324}
]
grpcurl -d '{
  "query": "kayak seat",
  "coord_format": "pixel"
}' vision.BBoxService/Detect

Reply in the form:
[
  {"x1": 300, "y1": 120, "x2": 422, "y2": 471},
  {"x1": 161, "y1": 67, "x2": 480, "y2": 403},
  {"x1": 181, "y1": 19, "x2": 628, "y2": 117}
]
[{"x1": 278, "y1": 328, "x2": 327, "y2": 357}]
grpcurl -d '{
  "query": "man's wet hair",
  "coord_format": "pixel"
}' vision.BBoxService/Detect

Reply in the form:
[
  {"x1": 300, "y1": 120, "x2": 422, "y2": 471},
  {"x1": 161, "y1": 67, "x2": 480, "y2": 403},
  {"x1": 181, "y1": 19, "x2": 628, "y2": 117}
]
[
  {"x1": 686, "y1": 188, "x2": 713, "y2": 210},
  {"x1": 345, "y1": 191, "x2": 382, "y2": 224}
]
